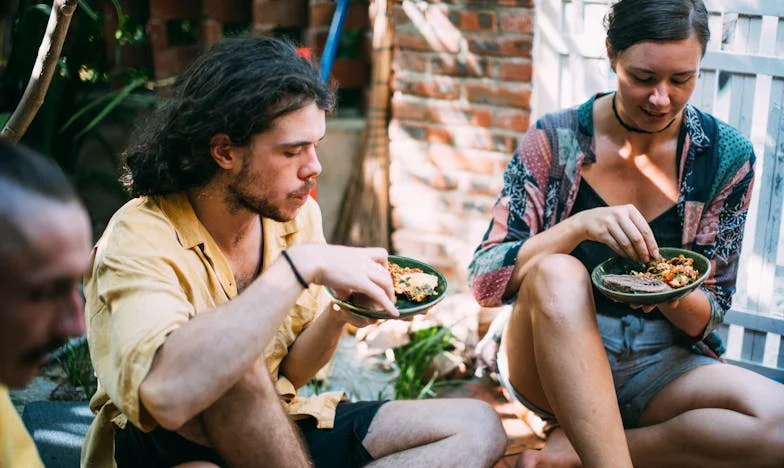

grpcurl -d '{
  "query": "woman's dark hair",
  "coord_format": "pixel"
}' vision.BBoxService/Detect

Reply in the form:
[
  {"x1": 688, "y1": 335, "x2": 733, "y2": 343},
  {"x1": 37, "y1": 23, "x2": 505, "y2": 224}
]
[
  {"x1": 122, "y1": 35, "x2": 335, "y2": 197},
  {"x1": 0, "y1": 139, "x2": 76, "y2": 202},
  {"x1": 605, "y1": 0, "x2": 710, "y2": 55}
]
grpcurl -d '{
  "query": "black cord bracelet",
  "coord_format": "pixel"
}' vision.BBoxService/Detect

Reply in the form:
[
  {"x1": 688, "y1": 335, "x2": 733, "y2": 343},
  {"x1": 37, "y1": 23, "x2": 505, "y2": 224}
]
[{"x1": 281, "y1": 250, "x2": 309, "y2": 289}]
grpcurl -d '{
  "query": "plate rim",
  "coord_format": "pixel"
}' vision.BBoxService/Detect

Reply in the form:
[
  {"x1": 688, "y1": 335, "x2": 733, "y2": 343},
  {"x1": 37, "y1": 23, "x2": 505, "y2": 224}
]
[
  {"x1": 591, "y1": 247, "x2": 712, "y2": 302},
  {"x1": 324, "y1": 255, "x2": 448, "y2": 318}
]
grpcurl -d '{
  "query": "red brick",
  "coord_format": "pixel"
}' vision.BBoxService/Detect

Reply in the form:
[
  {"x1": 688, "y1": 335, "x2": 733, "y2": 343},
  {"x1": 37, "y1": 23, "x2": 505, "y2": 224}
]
[
  {"x1": 431, "y1": 54, "x2": 486, "y2": 77},
  {"x1": 391, "y1": 96, "x2": 496, "y2": 128},
  {"x1": 389, "y1": 139, "x2": 429, "y2": 165},
  {"x1": 427, "y1": 126, "x2": 454, "y2": 145},
  {"x1": 497, "y1": 59, "x2": 533, "y2": 82},
  {"x1": 394, "y1": 30, "x2": 432, "y2": 52},
  {"x1": 394, "y1": 23, "x2": 461, "y2": 53},
  {"x1": 464, "y1": 82, "x2": 531, "y2": 109},
  {"x1": 391, "y1": 95, "x2": 429, "y2": 121},
  {"x1": 450, "y1": 195, "x2": 497, "y2": 217},
  {"x1": 446, "y1": 9, "x2": 496, "y2": 32},
  {"x1": 391, "y1": 229, "x2": 468, "y2": 266},
  {"x1": 304, "y1": 28, "x2": 328, "y2": 56},
  {"x1": 309, "y1": 1, "x2": 369, "y2": 29},
  {"x1": 428, "y1": 104, "x2": 493, "y2": 128},
  {"x1": 150, "y1": 0, "x2": 200, "y2": 20},
  {"x1": 428, "y1": 145, "x2": 510, "y2": 175},
  {"x1": 390, "y1": 4, "x2": 412, "y2": 27},
  {"x1": 404, "y1": 166, "x2": 460, "y2": 191},
  {"x1": 204, "y1": 0, "x2": 249, "y2": 23},
  {"x1": 452, "y1": 129, "x2": 518, "y2": 153},
  {"x1": 499, "y1": 12, "x2": 534, "y2": 34},
  {"x1": 330, "y1": 59, "x2": 368, "y2": 89},
  {"x1": 392, "y1": 50, "x2": 427, "y2": 74},
  {"x1": 389, "y1": 121, "x2": 426, "y2": 141},
  {"x1": 252, "y1": 0, "x2": 308, "y2": 28},
  {"x1": 468, "y1": 36, "x2": 533, "y2": 57},
  {"x1": 392, "y1": 122, "x2": 455, "y2": 146},
  {"x1": 495, "y1": 110, "x2": 531, "y2": 132},
  {"x1": 467, "y1": 173, "x2": 505, "y2": 196},
  {"x1": 200, "y1": 19, "x2": 223, "y2": 47},
  {"x1": 394, "y1": 74, "x2": 461, "y2": 100}
]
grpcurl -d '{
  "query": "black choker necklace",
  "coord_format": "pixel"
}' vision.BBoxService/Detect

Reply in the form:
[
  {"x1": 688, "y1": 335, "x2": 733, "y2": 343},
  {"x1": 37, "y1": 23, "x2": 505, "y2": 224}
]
[{"x1": 611, "y1": 93, "x2": 676, "y2": 134}]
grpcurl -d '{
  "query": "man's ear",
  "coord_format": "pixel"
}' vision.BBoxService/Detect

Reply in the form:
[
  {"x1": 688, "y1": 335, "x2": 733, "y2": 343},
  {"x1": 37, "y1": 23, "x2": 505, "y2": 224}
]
[
  {"x1": 209, "y1": 134, "x2": 240, "y2": 170},
  {"x1": 606, "y1": 39, "x2": 617, "y2": 72}
]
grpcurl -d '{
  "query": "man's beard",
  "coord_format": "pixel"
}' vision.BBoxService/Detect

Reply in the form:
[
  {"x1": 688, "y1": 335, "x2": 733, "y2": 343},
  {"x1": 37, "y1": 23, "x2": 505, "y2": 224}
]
[
  {"x1": 226, "y1": 169, "x2": 291, "y2": 222},
  {"x1": 227, "y1": 185, "x2": 289, "y2": 222}
]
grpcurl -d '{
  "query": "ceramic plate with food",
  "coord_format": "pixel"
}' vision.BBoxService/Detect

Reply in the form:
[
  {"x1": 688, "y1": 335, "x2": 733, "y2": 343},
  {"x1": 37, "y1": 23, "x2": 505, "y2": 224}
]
[
  {"x1": 325, "y1": 255, "x2": 448, "y2": 319},
  {"x1": 591, "y1": 247, "x2": 711, "y2": 305}
]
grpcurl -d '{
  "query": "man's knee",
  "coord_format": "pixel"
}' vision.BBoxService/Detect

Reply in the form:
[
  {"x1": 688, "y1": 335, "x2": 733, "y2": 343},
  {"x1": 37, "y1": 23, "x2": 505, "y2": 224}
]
[
  {"x1": 202, "y1": 361, "x2": 279, "y2": 426},
  {"x1": 456, "y1": 400, "x2": 507, "y2": 461},
  {"x1": 232, "y1": 361, "x2": 277, "y2": 398}
]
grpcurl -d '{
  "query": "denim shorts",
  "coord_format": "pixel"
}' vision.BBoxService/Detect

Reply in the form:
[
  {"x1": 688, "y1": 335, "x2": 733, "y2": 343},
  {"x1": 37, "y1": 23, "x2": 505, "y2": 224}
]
[{"x1": 498, "y1": 314, "x2": 718, "y2": 428}]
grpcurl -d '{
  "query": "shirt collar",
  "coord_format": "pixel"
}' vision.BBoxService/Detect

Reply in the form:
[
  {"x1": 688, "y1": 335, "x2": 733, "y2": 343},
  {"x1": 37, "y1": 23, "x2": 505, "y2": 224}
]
[
  {"x1": 155, "y1": 193, "x2": 209, "y2": 249},
  {"x1": 155, "y1": 192, "x2": 302, "y2": 249}
]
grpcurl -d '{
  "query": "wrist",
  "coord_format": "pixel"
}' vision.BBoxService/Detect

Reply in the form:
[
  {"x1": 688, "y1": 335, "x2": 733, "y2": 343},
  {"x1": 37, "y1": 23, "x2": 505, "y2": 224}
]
[
  {"x1": 566, "y1": 212, "x2": 588, "y2": 244},
  {"x1": 326, "y1": 303, "x2": 349, "y2": 326},
  {"x1": 285, "y1": 245, "x2": 320, "y2": 284}
]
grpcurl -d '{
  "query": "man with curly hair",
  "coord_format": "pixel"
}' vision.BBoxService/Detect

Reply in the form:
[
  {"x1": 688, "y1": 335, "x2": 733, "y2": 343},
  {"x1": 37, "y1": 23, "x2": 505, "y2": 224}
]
[
  {"x1": 0, "y1": 140, "x2": 92, "y2": 468},
  {"x1": 81, "y1": 35, "x2": 506, "y2": 468}
]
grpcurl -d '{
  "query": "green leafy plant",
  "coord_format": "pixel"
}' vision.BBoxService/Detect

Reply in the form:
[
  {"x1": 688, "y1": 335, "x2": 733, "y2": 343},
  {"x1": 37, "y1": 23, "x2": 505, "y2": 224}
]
[
  {"x1": 392, "y1": 326, "x2": 454, "y2": 400},
  {"x1": 55, "y1": 338, "x2": 97, "y2": 400}
]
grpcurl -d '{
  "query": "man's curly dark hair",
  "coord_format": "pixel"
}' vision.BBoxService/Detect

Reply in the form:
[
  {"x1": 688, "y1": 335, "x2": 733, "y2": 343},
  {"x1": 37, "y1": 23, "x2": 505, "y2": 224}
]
[{"x1": 122, "y1": 35, "x2": 335, "y2": 197}]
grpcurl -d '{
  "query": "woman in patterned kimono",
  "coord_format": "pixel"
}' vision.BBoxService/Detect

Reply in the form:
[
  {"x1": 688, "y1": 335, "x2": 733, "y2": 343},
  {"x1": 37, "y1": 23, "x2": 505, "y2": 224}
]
[{"x1": 469, "y1": 0, "x2": 784, "y2": 467}]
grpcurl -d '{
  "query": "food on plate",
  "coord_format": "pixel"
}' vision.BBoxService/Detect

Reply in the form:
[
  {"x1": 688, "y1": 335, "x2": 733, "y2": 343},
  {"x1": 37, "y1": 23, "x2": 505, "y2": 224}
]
[
  {"x1": 601, "y1": 254, "x2": 700, "y2": 293},
  {"x1": 602, "y1": 274, "x2": 671, "y2": 293},
  {"x1": 632, "y1": 255, "x2": 700, "y2": 288},
  {"x1": 388, "y1": 262, "x2": 439, "y2": 302}
]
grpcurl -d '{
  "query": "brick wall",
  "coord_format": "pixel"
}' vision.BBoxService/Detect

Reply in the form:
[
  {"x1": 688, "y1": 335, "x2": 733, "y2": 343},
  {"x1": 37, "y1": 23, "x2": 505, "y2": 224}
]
[{"x1": 389, "y1": 0, "x2": 534, "y2": 294}]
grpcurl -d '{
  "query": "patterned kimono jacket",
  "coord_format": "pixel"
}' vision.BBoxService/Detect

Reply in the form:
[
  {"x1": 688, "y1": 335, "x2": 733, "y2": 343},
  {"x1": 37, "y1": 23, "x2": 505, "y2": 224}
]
[{"x1": 468, "y1": 93, "x2": 756, "y2": 357}]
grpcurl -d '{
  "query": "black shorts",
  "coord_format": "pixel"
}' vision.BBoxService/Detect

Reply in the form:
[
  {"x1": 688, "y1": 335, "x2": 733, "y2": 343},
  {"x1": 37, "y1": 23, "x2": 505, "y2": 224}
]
[{"x1": 114, "y1": 400, "x2": 387, "y2": 468}]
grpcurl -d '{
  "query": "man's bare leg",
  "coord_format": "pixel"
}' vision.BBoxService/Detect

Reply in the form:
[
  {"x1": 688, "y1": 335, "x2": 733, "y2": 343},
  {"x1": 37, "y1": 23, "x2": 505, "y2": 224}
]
[
  {"x1": 178, "y1": 361, "x2": 311, "y2": 467},
  {"x1": 517, "y1": 361, "x2": 784, "y2": 468},
  {"x1": 361, "y1": 398, "x2": 506, "y2": 468},
  {"x1": 504, "y1": 254, "x2": 632, "y2": 468}
]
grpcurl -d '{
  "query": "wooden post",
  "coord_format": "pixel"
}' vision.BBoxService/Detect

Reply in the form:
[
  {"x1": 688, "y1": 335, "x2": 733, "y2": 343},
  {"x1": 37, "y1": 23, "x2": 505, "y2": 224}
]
[{"x1": 332, "y1": 0, "x2": 391, "y2": 249}]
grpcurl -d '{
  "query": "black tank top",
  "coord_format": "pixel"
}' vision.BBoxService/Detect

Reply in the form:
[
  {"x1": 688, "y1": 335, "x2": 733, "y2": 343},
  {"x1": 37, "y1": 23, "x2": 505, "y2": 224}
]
[{"x1": 569, "y1": 180, "x2": 681, "y2": 319}]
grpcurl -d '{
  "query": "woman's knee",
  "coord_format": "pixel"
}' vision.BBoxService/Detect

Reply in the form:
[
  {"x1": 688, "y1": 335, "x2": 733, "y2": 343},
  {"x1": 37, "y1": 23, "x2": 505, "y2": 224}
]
[
  {"x1": 759, "y1": 407, "x2": 784, "y2": 465},
  {"x1": 518, "y1": 254, "x2": 591, "y2": 318},
  {"x1": 523, "y1": 254, "x2": 589, "y2": 295}
]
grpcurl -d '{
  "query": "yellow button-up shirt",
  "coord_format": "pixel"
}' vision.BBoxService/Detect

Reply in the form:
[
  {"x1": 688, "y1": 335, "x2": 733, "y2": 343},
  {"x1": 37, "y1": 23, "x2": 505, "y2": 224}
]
[
  {"x1": 1, "y1": 386, "x2": 44, "y2": 468},
  {"x1": 81, "y1": 193, "x2": 342, "y2": 467}
]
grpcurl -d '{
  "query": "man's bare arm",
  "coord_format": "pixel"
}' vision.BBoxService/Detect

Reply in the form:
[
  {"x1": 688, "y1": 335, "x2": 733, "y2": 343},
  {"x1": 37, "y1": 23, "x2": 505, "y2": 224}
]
[
  {"x1": 139, "y1": 244, "x2": 396, "y2": 431},
  {"x1": 139, "y1": 255, "x2": 309, "y2": 431},
  {"x1": 279, "y1": 305, "x2": 347, "y2": 389}
]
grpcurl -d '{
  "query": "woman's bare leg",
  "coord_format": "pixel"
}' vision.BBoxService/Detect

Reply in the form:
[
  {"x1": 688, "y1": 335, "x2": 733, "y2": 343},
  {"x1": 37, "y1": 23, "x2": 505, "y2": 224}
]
[
  {"x1": 503, "y1": 254, "x2": 631, "y2": 468},
  {"x1": 627, "y1": 363, "x2": 784, "y2": 468}
]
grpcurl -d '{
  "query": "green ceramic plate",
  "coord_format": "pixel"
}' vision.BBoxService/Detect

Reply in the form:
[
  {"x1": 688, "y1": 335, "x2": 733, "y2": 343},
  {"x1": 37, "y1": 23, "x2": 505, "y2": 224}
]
[
  {"x1": 591, "y1": 247, "x2": 711, "y2": 305},
  {"x1": 325, "y1": 255, "x2": 448, "y2": 319}
]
